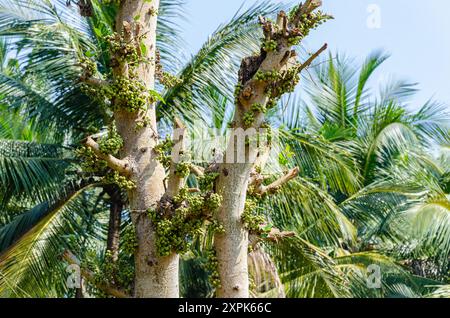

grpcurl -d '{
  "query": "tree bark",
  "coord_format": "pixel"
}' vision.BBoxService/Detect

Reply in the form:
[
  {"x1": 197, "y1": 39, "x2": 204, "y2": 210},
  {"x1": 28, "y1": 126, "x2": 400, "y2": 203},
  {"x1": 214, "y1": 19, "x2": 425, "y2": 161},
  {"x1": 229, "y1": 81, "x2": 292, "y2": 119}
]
[
  {"x1": 214, "y1": 2, "x2": 328, "y2": 298},
  {"x1": 214, "y1": 162, "x2": 253, "y2": 297},
  {"x1": 114, "y1": 0, "x2": 179, "y2": 298},
  {"x1": 104, "y1": 185, "x2": 123, "y2": 263}
]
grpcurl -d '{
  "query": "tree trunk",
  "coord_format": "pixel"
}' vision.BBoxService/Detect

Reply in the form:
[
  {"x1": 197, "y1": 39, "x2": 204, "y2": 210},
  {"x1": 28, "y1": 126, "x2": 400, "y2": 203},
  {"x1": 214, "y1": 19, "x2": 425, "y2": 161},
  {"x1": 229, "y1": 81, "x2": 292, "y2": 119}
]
[
  {"x1": 114, "y1": 0, "x2": 179, "y2": 298},
  {"x1": 214, "y1": 162, "x2": 252, "y2": 297},
  {"x1": 214, "y1": 2, "x2": 328, "y2": 298},
  {"x1": 214, "y1": 127, "x2": 262, "y2": 298},
  {"x1": 105, "y1": 185, "x2": 123, "y2": 263}
]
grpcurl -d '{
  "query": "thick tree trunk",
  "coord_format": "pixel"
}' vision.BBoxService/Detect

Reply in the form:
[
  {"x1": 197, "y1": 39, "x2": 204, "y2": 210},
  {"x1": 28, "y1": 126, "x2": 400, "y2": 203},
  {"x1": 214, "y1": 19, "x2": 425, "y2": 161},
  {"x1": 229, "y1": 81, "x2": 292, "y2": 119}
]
[
  {"x1": 214, "y1": 74, "x2": 267, "y2": 298},
  {"x1": 214, "y1": 2, "x2": 328, "y2": 298},
  {"x1": 214, "y1": 163, "x2": 252, "y2": 297},
  {"x1": 114, "y1": 0, "x2": 179, "y2": 298}
]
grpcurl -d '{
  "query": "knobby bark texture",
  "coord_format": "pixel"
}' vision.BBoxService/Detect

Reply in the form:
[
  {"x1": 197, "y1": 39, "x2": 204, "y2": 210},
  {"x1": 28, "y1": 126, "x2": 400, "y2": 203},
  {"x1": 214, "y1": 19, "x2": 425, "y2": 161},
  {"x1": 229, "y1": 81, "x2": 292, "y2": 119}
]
[
  {"x1": 113, "y1": 0, "x2": 178, "y2": 298},
  {"x1": 214, "y1": 0, "x2": 329, "y2": 297}
]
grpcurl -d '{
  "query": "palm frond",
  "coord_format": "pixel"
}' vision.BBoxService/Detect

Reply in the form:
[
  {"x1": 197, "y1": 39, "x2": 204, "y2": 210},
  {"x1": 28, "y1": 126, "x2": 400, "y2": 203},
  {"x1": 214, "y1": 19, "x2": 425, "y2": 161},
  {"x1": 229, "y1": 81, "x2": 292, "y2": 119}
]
[
  {"x1": 282, "y1": 130, "x2": 361, "y2": 195},
  {"x1": 0, "y1": 179, "x2": 103, "y2": 297},
  {"x1": 0, "y1": 139, "x2": 74, "y2": 205},
  {"x1": 354, "y1": 50, "x2": 390, "y2": 114},
  {"x1": 158, "y1": 0, "x2": 284, "y2": 123},
  {"x1": 270, "y1": 238, "x2": 353, "y2": 298},
  {"x1": 267, "y1": 177, "x2": 356, "y2": 247}
]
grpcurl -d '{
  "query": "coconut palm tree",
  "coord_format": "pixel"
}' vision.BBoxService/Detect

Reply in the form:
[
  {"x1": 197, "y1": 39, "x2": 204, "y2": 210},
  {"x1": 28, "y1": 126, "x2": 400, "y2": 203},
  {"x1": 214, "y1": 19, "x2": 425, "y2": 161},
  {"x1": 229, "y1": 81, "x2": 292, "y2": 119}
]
[
  {"x1": 264, "y1": 51, "x2": 450, "y2": 297},
  {"x1": 176, "y1": 51, "x2": 449, "y2": 298}
]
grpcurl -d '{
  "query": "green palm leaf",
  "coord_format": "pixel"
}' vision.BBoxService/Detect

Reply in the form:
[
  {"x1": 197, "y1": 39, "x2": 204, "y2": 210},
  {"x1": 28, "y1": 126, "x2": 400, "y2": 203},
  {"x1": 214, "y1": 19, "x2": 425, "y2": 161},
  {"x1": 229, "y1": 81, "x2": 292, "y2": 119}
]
[
  {"x1": 0, "y1": 139, "x2": 74, "y2": 204},
  {"x1": 0, "y1": 179, "x2": 100, "y2": 297}
]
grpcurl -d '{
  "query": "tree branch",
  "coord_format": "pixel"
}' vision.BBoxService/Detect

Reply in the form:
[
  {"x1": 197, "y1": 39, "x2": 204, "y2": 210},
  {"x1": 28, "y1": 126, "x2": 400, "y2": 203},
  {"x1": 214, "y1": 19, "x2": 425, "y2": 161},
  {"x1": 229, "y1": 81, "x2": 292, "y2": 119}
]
[
  {"x1": 291, "y1": 0, "x2": 323, "y2": 26},
  {"x1": 85, "y1": 136, "x2": 131, "y2": 175},
  {"x1": 249, "y1": 227, "x2": 296, "y2": 247},
  {"x1": 82, "y1": 77, "x2": 110, "y2": 87},
  {"x1": 254, "y1": 167, "x2": 299, "y2": 195},
  {"x1": 63, "y1": 250, "x2": 130, "y2": 298},
  {"x1": 214, "y1": 1, "x2": 328, "y2": 298},
  {"x1": 190, "y1": 164, "x2": 205, "y2": 177},
  {"x1": 298, "y1": 43, "x2": 328, "y2": 72}
]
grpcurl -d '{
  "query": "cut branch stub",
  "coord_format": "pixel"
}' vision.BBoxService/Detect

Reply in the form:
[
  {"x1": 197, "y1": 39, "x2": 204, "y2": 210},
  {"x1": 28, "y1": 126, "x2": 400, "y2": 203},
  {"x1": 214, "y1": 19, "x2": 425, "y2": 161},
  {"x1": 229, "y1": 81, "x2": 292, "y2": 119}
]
[
  {"x1": 235, "y1": 1, "x2": 331, "y2": 129},
  {"x1": 291, "y1": 0, "x2": 324, "y2": 26}
]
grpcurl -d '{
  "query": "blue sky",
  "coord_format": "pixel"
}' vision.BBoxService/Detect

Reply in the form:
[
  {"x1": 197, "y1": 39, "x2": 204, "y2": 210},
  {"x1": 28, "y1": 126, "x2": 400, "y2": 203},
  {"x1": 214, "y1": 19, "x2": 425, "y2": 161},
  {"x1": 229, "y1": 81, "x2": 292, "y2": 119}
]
[{"x1": 177, "y1": 0, "x2": 450, "y2": 108}]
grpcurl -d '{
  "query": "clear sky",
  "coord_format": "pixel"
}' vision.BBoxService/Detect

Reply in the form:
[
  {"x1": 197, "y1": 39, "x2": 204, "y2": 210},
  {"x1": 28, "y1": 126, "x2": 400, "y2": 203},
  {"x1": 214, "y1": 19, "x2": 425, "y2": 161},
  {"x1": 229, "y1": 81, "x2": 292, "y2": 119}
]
[{"x1": 177, "y1": 0, "x2": 450, "y2": 108}]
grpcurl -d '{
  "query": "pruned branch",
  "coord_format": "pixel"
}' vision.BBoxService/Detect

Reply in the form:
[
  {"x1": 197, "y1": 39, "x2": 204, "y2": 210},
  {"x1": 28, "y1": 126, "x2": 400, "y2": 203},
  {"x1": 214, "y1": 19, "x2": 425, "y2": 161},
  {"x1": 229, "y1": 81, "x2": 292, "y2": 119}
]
[
  {"x1": 266, "y1": 227, "x2": 296, "y2": 243},
  {"x1": 298, "y1": 43, "x2": 328, "y2": 72},
  {"x1": 253, "y1": 167, "x2": 300, "y2": 196},
  {"x1": 63, "y1": 250, "x2": 130, "y2": 299},
  {"x1": 82, "y1": 76, "x2": 110, "y2": 87},
  {"x1": 213, "y1": 0, "x2": 330, "y2": 298},
  {"x1": 249, "y1": 171, "x2": 266, "y2": 189},
  {"x1": 291, "y1": 0, "x2": 323, "y2": 26},
  {"x1": 85, "y1": 136, "x2": 131, "y2": 175}
]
